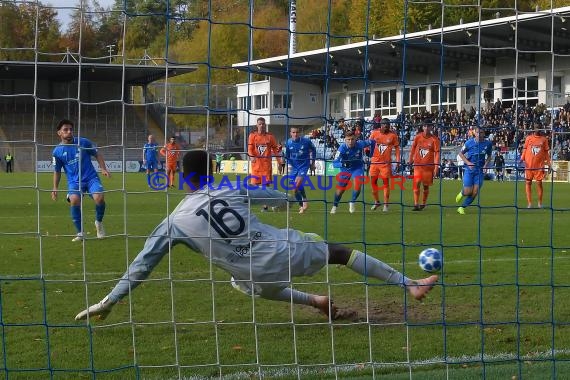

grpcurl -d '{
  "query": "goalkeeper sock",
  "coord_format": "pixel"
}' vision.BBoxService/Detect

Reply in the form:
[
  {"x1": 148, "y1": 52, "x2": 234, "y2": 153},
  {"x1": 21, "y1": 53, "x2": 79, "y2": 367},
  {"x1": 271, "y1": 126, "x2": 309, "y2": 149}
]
[
  {"x1": 347, "y1": 250, "x2": 408, "y2": 286},
  {"x1": 266, "y1": 287, "x2": 311, "y2": 305},
  {"x1": 95, "y1": 202, "x2": 106, "y2": 222},
  {"x1": 70, "y1": 205, "x2": 82, "y2": 233}
]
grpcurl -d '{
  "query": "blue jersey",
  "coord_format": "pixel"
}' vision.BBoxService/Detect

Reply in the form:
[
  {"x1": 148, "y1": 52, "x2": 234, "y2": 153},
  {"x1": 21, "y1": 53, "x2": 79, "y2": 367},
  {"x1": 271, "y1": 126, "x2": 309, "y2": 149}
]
[
  {"x1": 461, "y1": 138, "x2": 493, "y2": 171},
  {"x1": 52, "y1": 137, "x2": 99, "y2": 183},
  {"x1": 333, "y1": 140, "x2": 373, "y2": 172},
  {"x1": 143, "y1": 143, "x2": 158, "y2": 162},
  {"x1": 285, "y1": 137, "x2": 316, "y2": 170}
]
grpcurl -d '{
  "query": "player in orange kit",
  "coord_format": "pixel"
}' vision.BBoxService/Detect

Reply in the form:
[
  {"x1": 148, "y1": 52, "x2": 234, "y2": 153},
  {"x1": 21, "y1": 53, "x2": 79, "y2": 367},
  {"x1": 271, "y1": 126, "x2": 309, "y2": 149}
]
[
  {"x1": 368, "y1": 118, "x2": 400, "y2": 212},
  {"x1": 520, "y1": 123, "x2": 551, "y2": 208},
  {"x1": 160, "y1": 136, "x2": 181, "y2": 188},
  {"x1": 248, "y1": 117, "x2": 279, "y2": 211},
  {"x1": 408, "y1": 119, "x2": 440, "y2": 211}
]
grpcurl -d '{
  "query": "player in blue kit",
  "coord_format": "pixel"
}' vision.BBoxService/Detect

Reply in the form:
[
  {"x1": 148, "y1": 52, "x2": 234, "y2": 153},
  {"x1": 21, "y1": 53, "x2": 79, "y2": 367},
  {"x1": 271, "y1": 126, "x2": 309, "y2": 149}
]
[
  {"x1": 284, "y1": 127, "x2": 316, "y2": 214},
  {"x1": 330, "y1": 131, "x2": 374, "y2": 214},
  {"x1": 455, "y1": 127, "x2": 493, "y2": 215},
  {"x1": 142, "y1": 134, "x2": 159, "y2": 178},
  {"x1": 51, "y1": 119, "x2": 110, "y2": 241}
]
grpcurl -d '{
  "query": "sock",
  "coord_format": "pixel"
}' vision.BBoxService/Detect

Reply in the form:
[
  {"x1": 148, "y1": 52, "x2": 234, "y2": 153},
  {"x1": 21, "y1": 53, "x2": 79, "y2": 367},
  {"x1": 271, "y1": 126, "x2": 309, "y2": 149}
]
[
  {"x1": 70, "y1": 205, "x2": 82, "y2": 233},
  {"x1": 383, "y1": 182, "x2": 390, "y2": 204},
  {"x1": 413, "y1": 188, "x2": 420, "y2": 205},
  {"x1": 422, "y1": 188, "x2": 429, "y2": 205},
  {"x1": 371, "y1": 178, "x2": 380, "y2": 202},
  {"x1": 294, "y1": 190, "x2": 303, "y2": 206},
  {"x1": 346, "y1": 250, "x2": 408, "y2": 286},
  {"x1": 95, "y1": 202, "x2": 106, "y2": 222},
  {"x1": 299, "y1": 187, "x2": 307, "y2": 199},
  {"x1": 350, "y1": 189, "x2": 361, "y2": 202},
  {"x1": 265, "y1": 287, "x2": 312, "y2": 305},
  {"x1": 462, "y1": 196, "x2": 475, "y2": 207},
  {"x1": 525, "y1": 182, "x2": 532, "y2": 205},
  {"x1": 333, "y1": 193, "x2": 342, "y2": 207},
  {"x1": 537, "y1": 182, "x2": 543, "y2": 204}
]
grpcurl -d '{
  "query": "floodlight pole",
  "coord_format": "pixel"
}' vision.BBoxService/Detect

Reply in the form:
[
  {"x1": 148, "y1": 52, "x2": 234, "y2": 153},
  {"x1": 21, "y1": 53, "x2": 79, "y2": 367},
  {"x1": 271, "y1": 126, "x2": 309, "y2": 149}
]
[{"x1": 106, "y1": 44, "x2": 116, "y2": 63}]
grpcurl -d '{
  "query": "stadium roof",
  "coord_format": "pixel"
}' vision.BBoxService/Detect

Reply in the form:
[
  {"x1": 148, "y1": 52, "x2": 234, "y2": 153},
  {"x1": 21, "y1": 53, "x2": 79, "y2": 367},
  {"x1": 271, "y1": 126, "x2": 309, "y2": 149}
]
[
  {"x1": 233, "y1": 6, "x2": 570, "y2": 84},
  {"x1": 0, "y1": 61, "x2": 197, "y2": 86}
]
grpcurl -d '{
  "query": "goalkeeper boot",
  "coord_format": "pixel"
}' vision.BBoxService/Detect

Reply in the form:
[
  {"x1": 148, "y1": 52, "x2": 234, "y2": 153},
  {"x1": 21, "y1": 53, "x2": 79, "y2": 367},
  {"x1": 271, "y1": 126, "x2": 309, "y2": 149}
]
[
  {"x1": 330, "y1": 206, "x2": 337, "y2": 215},
  {"x1": 349, "y1": 202, "x2": 355, "y2": 214},
  {"x1": 408, "y1": 275, "x2": 438, "y2": 301},
  {"x1": 457, "y1": 206, "x2": 465, "y2": 215},
  {"x1": 75, "y1": 295, "x2": 115, "y2": 321},
  {"x1": 72, "y1": 232, "x2": 84, "y2": 242},
  {"x1": 95, "y1": 221, "x2": 106, "y2": 239}
]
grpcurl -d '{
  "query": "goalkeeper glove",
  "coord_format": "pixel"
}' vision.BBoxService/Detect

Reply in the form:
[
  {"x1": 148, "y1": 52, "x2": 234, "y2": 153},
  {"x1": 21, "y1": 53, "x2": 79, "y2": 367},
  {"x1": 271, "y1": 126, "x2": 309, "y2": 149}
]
[{"x1": 75, "y1": 295, "x2": 115, "y2": 321}]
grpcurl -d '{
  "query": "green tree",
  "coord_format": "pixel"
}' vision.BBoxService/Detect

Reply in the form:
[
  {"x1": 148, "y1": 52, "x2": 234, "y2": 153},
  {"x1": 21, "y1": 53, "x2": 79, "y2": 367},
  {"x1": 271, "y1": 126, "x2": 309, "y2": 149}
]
[{"x1": 0, "y1": 1, "x2": 61, "y2": 61}]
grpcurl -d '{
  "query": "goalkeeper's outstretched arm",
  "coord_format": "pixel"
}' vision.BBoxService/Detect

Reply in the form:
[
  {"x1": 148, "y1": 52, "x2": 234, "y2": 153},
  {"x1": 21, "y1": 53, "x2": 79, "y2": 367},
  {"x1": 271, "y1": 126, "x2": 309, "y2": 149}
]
[{"x1": 75, "y1": 220, "x2": 178, "y2": 321}]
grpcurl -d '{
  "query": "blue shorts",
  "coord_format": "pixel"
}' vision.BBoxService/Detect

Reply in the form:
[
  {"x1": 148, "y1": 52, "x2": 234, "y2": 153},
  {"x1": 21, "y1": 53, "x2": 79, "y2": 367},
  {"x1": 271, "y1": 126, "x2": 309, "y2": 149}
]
[
  {"x1": 146, "y1": 160, "x2": 158, "y2": 171},
  {"x1": 463, "y1": 168, "x2": 484, "y2": 188},
  {"x1": 336, "y1": 168, "x2": 365, "y2": 189},
  {"x1": 288, "y1": 166, "x2": 309, "y2": 182},
  {"x1": 67, "y1": 177, "x2": 105, "y2": 201}
]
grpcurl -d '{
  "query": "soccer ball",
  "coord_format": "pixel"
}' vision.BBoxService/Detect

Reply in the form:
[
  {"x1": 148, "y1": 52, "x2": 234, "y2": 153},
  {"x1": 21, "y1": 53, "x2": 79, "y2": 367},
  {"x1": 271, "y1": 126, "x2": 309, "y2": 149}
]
[{"x1": 418, "y1": 248, "x2": 442, "y2": 273}]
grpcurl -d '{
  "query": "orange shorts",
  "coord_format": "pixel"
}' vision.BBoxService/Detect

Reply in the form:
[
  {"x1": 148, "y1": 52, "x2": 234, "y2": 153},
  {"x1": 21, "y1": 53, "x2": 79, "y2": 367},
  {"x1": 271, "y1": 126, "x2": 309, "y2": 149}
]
[
  {"x1": 525, "y1": 169, "x2": 546, "y2": 182},
  {"x1": 250, "y1": 171, "x2": 273, "y2": 185},
  {"x1": 166, "y1": 164, "x2": 177, "y2": 172},
  {"x1": 369, "y1": 164, "x2": 392, "y2": 179},
  {"x1": 412, "y1": 167, "x2": 434, "y2": 186}
]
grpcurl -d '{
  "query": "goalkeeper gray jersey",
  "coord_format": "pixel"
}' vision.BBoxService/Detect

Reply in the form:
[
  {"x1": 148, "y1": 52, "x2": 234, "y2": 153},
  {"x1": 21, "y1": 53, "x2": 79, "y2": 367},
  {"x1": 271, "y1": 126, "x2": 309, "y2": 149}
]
[{"x1": 108, "y1": 184, "x2": 329, "y2": 302}]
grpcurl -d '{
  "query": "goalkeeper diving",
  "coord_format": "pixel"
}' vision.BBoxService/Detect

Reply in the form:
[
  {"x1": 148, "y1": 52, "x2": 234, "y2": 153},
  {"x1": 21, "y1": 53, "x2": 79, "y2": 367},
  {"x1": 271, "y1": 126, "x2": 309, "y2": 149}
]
[{"x1": 75, "y1": 150, "x2": 437, "y2": 321}]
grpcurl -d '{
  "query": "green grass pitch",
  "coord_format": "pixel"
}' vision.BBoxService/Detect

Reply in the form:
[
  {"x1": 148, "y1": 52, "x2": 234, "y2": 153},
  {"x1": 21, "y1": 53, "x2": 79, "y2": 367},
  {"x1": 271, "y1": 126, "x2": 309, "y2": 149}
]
[{"x1": 0, "y1": 172, "x2": 569, "y2": 379}]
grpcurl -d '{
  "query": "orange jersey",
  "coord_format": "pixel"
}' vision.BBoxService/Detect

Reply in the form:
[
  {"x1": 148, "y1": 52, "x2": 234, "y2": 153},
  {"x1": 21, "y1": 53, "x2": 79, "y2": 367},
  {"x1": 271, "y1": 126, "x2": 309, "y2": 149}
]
[
  {"x1": 160, "y1": 143, "x2": 181, "y2": 164},
  {"x1": 369, "y1": 130, "x2": 400, "y2": 165},
  {"x1": 409, "y1": 133, "x2": 440, "y2": 168},
  {"x1": 248, "y1": 132, "x2": 278, "y2": 174},
  {"x1": 522, "y1": 134, "x2": 550, "y2": 170}
]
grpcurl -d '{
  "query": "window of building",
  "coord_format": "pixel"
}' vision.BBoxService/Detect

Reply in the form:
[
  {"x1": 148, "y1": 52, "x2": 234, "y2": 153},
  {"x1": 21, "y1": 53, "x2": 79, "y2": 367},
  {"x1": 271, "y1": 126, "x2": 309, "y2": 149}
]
[
  {"x1": 374, "y1": 89, "x2": 397, "y2": 117},
  {"x1": 273, "y1": 93, "x2": 293, "y2": 109},
  {"x1": 254, "y1": 94, "x2": 267, "y2": 110},
  {"x1": 403, "y1": 86, "x2": 427, "y2": 114},
  {"x1": 238, "y1": 96, "x2": 251, "y2": 111},
  {"x1": 349, "y1": 92, "x2": 371, "y2": 118},
  {"x1": 501, "y1": 76, "x2": 538, "y2": 108},
  {"x1": 329, "y1": 96, "x2": 342, "y2": 115},
  {"x1": 430, "y1": 84, "x2": 457, "y2": 111}
]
